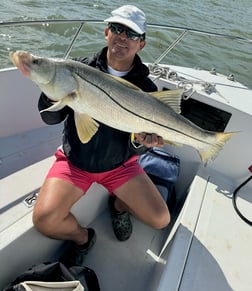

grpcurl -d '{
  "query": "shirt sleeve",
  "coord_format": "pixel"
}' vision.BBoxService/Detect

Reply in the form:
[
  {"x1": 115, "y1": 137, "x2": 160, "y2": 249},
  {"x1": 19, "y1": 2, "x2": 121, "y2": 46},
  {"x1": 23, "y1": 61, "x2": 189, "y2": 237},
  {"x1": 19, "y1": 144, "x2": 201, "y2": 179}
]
[{"x1": 38, "y1": 92, "x2": 70, "y2": 125}]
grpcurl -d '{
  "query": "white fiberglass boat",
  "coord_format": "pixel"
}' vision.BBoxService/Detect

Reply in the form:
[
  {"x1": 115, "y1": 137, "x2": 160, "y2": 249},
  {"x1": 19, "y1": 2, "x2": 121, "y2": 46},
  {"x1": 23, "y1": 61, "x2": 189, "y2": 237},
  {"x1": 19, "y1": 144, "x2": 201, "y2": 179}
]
[{"x1": 0, "y1": 20, "x2": 252, "y2": 291}]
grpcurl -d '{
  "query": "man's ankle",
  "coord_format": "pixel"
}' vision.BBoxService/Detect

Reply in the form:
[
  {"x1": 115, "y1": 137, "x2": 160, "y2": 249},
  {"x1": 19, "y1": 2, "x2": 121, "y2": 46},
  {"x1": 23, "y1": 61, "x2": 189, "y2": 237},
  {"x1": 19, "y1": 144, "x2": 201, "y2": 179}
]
[
  {"x1": 114, "y1": 197, "x2": 127, "y2": 213},
  {"x1": 77, "y1": 228, "x2": 95, "y2": 250},
  {"x1": 75, "y1": 227, "x2": 89, "y2": 246}
]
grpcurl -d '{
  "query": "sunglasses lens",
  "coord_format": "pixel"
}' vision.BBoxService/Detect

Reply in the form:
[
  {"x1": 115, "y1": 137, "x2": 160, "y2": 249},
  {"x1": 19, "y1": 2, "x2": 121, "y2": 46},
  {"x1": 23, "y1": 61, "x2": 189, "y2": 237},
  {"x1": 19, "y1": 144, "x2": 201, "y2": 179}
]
[
  {"x1": 127, "y1": 30, "x2": 139, "y2": 40},
  {"x1": 110, "y1": 23, "x2": 124, "y2": 34},
  {"x1": 109, "y1": 23, "x2": 142, "y2": 41}
]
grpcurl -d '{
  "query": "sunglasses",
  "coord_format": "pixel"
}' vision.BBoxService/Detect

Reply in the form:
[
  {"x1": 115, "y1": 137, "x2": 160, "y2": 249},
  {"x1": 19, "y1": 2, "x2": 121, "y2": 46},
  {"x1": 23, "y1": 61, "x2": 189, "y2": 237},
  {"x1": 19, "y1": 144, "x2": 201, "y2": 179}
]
[{"x1": 108, "y1": 23, "x2": 145, "y2": 41}]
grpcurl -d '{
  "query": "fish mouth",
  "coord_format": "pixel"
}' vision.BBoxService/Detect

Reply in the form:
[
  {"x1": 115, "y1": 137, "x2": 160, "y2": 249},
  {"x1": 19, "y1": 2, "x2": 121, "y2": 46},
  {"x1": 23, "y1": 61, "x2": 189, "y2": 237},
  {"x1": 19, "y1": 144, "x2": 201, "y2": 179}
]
[{"x1": 9, "y1": 51, "x2": 31, "y2": 77}]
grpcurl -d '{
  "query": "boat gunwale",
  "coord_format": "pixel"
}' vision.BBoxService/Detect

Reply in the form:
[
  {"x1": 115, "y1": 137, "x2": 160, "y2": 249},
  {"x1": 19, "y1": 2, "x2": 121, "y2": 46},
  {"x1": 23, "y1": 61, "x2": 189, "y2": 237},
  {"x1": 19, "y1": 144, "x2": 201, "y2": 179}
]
[{"x1": 1, "y1": 19, "x2": 251, "y2": 43}]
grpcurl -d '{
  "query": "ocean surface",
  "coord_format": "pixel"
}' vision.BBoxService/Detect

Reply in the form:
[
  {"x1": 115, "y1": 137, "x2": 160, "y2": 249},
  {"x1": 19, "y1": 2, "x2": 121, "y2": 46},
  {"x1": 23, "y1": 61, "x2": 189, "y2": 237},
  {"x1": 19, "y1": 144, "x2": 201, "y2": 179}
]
[{"x1": 0, "y1": 0, "x2": 251, "y2": 87}]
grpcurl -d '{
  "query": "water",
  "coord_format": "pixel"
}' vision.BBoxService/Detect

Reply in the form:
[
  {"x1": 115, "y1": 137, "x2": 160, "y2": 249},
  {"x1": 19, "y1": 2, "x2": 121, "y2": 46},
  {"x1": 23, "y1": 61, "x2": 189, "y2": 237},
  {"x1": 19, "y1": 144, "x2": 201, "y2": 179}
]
[{"x1": 0, "y1": 0, "x2": 251, "y2": 87}]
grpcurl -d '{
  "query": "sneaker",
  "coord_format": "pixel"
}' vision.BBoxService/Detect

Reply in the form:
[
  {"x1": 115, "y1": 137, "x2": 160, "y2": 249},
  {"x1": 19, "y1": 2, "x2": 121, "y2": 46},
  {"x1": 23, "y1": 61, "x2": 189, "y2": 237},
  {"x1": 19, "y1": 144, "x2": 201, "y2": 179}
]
[
  {"x1": 108, "y1": 195, "x2": 132, "y2": 241},
  {"x1": 59, "y1": 228, "x2": 96, "y2": 267}
]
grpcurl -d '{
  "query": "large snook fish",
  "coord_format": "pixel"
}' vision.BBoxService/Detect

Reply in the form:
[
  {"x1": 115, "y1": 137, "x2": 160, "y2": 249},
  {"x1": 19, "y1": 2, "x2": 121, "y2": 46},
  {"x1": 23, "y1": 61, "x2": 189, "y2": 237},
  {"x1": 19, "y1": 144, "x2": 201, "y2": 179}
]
[{"x1": 9, "y1": 50, "x2": 235, "y2": 164}]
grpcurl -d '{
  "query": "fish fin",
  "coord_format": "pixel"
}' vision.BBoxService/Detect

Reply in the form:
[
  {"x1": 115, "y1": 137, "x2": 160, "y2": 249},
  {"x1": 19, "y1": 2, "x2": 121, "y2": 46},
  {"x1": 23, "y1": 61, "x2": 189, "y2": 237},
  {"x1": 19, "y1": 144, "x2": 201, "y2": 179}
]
[
  {"x1": 39, "y1": 100, "x2": 67, "y2": 113},
  {"x1": 39, "y1": 91, "x2": 78, "y2": 113},
  {"x1": 75, "y1": 113, "x2": 99, "y2": 143},
  {"x1": 108, "y1": 74, "x2": 142, "y2": 91},
  {"x1": 199, "y1": 131, "x2": 236, "y2": 165},
  {"x1": 150, "y1": 89, "x2": 183, "y2": 114}
]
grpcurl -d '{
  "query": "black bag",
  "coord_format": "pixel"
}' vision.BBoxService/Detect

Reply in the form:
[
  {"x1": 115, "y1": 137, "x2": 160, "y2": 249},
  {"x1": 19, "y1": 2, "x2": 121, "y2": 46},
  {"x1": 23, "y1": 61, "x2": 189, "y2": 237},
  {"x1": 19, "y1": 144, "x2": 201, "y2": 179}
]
[
  {"x1": 3, "y1": 261, "x2": 100, "y2": 291},
  {"x1": 138, "y1": 147, "x2": 180, "y2": 211}
]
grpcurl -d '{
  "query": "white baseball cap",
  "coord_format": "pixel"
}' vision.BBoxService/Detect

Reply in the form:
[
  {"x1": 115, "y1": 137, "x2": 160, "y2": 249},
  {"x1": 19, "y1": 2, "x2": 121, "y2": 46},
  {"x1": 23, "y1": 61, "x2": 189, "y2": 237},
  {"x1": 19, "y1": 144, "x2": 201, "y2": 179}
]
[{"x1": 104, "y1": 5, "x2": 146, "y2": 34}]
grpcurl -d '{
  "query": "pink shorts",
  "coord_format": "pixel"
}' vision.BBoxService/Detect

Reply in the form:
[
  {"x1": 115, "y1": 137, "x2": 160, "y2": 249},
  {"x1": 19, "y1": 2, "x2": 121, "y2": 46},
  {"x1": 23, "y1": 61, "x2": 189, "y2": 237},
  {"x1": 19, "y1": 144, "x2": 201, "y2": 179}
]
[{"x1": 46, "y1": 149, "x2": 144, "y2": 193}]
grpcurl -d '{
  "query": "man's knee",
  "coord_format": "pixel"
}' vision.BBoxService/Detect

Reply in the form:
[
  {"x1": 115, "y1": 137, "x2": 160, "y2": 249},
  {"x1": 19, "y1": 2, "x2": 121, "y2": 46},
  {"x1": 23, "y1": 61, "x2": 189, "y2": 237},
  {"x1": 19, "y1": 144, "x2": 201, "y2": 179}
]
[
  {"x1": 32, "y1": 206, "x2": 58, "y2": 237},
  {"x1": 151, "y1": 208, "x2": 170, "y2": 229}
]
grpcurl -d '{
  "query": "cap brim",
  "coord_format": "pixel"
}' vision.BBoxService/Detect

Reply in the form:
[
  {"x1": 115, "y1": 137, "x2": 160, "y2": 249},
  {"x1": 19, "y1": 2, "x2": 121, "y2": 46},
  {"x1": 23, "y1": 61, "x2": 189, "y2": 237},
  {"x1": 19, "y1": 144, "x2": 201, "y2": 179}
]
[{"x1": 104, "y1": 16, "x2": 144, "y2": 34}]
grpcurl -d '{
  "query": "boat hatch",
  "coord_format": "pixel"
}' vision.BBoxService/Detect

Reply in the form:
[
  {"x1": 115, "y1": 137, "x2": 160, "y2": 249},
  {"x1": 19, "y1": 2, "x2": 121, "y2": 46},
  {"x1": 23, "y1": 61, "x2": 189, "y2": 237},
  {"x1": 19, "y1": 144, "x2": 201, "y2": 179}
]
[{"x1": 180, "y1": 98, "x2": 232, "y2": 132}]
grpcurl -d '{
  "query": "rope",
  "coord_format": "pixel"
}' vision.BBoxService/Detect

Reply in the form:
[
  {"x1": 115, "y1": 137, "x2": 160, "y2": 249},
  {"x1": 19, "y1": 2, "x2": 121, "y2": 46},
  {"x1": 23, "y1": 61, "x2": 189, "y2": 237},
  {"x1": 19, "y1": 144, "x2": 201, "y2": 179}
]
[{"x1": 148, "y1": 63, "x2": 229, "y2": 102}]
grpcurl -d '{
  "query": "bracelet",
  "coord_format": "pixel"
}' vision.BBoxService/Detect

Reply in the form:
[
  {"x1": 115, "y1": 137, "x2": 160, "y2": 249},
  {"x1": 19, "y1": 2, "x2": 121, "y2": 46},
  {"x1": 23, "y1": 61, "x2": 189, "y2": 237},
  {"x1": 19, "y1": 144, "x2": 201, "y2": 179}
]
[{"x1": 130, "y1": 133, "x2": 144, "y2": 149}]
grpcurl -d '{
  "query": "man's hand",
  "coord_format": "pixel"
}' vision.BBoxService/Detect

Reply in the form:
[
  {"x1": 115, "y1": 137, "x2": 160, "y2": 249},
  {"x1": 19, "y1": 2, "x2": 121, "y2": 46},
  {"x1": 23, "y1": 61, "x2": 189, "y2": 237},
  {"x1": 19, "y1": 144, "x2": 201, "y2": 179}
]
[{"x1": 134, "y1": 132, "x2": 164, "y2": 148}]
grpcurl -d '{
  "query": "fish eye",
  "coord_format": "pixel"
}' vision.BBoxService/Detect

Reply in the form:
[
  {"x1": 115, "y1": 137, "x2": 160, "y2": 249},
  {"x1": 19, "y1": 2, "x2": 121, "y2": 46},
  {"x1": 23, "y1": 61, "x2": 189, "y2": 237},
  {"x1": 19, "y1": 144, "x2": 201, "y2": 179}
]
[{"x1": 32, "y1": 59, "x2": 40, "y2": 65}]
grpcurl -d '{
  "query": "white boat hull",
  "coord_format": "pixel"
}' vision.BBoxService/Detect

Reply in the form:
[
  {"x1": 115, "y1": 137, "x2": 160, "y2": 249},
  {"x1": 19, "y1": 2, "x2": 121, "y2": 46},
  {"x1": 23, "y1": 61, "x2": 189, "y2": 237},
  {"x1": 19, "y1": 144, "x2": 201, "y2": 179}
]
[{"x1": 1, "y1": 21, "x2": 252, "y2": 290}]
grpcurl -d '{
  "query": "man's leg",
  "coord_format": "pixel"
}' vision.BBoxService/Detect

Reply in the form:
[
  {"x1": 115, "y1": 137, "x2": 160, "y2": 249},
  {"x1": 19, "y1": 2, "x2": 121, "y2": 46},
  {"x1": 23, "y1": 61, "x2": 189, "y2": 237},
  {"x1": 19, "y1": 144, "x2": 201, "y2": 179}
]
[
  {"x1": 33, "y1": 177, "x2": 96, "y2": 266},
  {"x1": 33, "y1": 177, "x2": 89, "y2": 244},
  {"x1": 114, "y1": 172, "x2": 170, "y2": 228}
]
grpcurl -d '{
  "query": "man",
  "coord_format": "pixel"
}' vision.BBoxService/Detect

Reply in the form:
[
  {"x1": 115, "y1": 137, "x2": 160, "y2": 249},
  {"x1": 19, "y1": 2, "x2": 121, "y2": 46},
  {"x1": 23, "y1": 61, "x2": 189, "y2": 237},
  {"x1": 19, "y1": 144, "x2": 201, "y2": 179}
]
[{"x1": 32, "y1": 5, "x2": 170, "y2": 267}]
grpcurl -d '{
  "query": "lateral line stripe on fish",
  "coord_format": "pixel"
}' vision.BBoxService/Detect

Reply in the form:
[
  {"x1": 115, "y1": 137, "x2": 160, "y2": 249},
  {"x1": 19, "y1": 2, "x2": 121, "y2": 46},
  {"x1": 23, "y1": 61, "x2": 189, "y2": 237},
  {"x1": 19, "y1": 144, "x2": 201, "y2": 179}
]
[{"x1": 75, "y1": 72, "x2": 212, "y2": 144}]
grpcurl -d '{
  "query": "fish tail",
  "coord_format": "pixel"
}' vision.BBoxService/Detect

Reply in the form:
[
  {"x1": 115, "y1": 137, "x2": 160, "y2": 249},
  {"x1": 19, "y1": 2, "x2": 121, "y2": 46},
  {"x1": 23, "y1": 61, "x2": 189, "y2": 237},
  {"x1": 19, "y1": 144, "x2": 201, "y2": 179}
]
[{"x1": 199, "y1": 131, "x2": 236, "y2": 165}]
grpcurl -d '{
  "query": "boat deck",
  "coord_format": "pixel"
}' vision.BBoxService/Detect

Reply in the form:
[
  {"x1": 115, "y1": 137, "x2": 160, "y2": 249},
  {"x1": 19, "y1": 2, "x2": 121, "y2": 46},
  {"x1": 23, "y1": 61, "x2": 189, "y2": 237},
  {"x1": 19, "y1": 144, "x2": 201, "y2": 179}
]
[
  {"x1": 84, "y1": 209, "x2": 170, "y2": 291},
  {"x1": 2, "y1": 148, "x2": 252, "y2": 290},
  {"x1": 0, "y1": 122, "x2": 178, "y2": 290},
  {"x1": 179, "y1": 175, "x2": 252, "y2": 291},
  {"x1": 0, "y1": 159, "x2": 176, "y2": 290}
]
